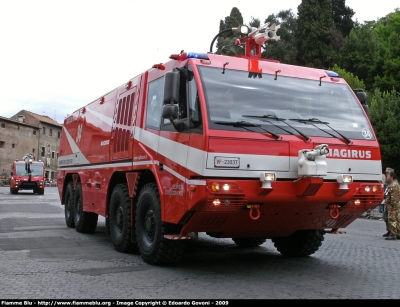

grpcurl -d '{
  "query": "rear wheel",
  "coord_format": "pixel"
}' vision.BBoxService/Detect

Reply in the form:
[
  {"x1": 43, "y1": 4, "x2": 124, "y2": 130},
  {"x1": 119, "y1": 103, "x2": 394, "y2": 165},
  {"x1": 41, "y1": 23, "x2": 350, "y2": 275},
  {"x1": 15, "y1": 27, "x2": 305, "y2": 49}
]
[
  {"x1": 136, "y1": 183, "x2": 185, "y2": 265},
  {"x1": 109, "y1": 183, "x2": 138, "y2": 253},
  {"x1": 74, "y1": 182, "x2": 98, "y2": 233},
  {"x1": 10, "y1": 187, "x2": 18, "y2": 194},
  {"x1": 272, "y1": 229, "x2": 325, "y2": 257},
  {"x1": 64, "y1": 182, "x2": 75, "y2": 228},
  {"x1": 232, "y1": 237, "x2": 266, "y2": 247}
]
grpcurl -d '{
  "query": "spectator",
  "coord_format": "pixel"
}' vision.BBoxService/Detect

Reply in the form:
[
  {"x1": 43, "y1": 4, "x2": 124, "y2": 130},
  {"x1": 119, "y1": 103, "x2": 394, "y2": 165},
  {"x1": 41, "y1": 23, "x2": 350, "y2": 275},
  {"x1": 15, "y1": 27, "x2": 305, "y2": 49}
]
[{"x1": 384, "y1": 168, "x2": 400, "y2": 240}]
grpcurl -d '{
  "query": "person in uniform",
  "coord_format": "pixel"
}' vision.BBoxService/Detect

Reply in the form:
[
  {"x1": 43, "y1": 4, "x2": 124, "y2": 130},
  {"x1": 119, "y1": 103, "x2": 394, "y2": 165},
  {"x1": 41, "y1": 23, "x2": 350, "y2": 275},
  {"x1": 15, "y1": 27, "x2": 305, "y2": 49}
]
[
  {"x1": 384, "y1": 168, "x2": 400, "y2": 240},
  {"x1": 382, "y1": 168, "x2": 393, "y2": 237}
]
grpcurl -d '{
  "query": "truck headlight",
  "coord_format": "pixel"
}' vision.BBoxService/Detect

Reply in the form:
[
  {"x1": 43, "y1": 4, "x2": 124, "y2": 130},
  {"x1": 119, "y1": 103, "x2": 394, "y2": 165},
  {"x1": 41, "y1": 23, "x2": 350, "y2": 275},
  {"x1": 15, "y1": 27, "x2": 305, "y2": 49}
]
[
  {"x1": 337, "y1": 175, "x2": 353, "y2": 190},
  {"x1": 260, "y1": 173, "x2": 276, "y2": 189}
]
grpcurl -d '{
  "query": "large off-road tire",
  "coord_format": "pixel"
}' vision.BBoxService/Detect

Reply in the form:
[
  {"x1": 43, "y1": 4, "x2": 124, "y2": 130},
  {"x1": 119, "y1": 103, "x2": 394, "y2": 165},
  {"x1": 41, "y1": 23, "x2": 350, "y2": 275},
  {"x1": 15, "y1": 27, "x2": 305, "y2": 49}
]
[
  {"x1": 136, "y1": 183, "x2": 185, "y2": 265},
  {"x1": 272, "y1": 229, "x2": 325, "y2": 257},
  {"x1": 74, "y1": 182, "x2": 98, "y2": 233},
  {"x1": 37, "y1": 188, "x2": 44, "y2": 195},
  {"x1": 10, "y1": 187, "x2": 18, "y2": 194},
  {"x1": 64, "y1": 182, "x2": 75, "y2": 228},
  {"x1": 232, "y1": 237, "x2": 267, "y2": 247},
  {"x1": 109, "y1": 183, "x2": 138, "y2": 253}
]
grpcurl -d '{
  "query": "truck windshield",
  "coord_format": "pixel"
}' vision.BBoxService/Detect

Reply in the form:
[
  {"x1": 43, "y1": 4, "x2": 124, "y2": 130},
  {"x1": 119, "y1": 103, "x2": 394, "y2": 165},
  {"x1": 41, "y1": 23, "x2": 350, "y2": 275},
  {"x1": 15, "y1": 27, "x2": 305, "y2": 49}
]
[
  {"x1": 15, "y1": 164, "x2": 43, "y2": 176},
  {"x1": 198, "y1": 66, "x2": 374, "y2": 141}
]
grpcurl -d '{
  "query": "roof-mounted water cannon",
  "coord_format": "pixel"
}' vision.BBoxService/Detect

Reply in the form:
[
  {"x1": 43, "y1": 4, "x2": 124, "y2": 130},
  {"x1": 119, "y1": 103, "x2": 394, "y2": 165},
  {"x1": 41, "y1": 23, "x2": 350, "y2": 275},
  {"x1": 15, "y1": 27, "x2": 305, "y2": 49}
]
[
  {"x1": 22, "y1": 153, "x2": 35, "y2": 174},
  {"x1": 209, "y1": 22, "x2": 281, "y2": 58},
  {"x1": 249, "y1": 23, "x2": 281, "y2": 45}
]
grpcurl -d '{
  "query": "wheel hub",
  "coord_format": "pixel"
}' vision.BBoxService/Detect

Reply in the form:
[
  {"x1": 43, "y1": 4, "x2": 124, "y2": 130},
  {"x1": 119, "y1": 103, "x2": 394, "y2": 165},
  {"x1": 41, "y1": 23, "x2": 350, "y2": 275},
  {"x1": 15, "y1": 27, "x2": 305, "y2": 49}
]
[
  {"x1": 144, "y1": 209, "x2": 155, "y2": 241},
  {"x1": 116, "y1": 207, "x2": 124, "y2": 232}
]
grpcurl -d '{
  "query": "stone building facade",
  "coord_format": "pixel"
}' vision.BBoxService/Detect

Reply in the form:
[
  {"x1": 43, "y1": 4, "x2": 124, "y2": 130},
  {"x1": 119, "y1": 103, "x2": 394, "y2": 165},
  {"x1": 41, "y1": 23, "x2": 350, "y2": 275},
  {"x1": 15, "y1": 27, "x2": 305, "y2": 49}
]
[
  {"x1": 0, "y1": 110, "x2": 63, "y2": 181},
  {"x1": 0, "y1": 116, "x2": 40, "y2": 177}
]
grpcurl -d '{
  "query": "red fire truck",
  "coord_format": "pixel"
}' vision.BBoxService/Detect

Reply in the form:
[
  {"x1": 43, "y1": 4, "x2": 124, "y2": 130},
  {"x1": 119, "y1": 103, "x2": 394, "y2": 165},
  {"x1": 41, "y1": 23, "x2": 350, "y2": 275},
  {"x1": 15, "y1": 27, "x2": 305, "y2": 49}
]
[
  {"x1": 57, "y1": 23, "x2": 384, "y2": 264},
  {"x1": 10, "y1": 154, "x2": 45, "y2": 195}
]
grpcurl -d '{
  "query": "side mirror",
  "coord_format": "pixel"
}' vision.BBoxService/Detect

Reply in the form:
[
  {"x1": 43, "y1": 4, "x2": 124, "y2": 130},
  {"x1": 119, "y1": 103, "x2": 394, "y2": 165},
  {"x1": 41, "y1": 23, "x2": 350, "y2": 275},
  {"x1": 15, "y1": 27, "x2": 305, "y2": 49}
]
[
  {"x1": 10, "y1": 172, "x2": 13, "y2": 176},
  {"x1": 162, "y1": 105, "x2": 179, "y2": 119},
  {"x1": 354, "y1": 90, "x2": 370, "y2": 118},
  {"x1": 357, "y1": 91, "x2": 367, "y2": 104},
  {"x1": 163, "y1": 71, "x2": 180, "y2": 105}
]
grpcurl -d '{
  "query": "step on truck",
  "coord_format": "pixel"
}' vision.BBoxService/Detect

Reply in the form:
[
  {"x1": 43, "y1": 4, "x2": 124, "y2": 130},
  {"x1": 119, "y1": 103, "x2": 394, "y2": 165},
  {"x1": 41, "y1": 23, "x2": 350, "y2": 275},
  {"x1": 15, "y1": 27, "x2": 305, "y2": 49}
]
[
  {"x1": 10, "y1": 154, "x2": 45, "y2": 195},
  {"x1": 57, "y1": 23, "x2": 384, "y2": 264}
]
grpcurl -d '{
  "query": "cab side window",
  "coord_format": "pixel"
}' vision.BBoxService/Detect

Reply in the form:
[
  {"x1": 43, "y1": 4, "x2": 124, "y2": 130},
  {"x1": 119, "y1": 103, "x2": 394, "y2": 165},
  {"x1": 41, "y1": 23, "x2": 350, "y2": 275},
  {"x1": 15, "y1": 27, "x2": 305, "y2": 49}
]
[
  {"x1": 145, "y1": 77, "x2": 164, "y2": 130},
  {"x1": 188, "y1": 72, "x2": 203, "y2": 134}
]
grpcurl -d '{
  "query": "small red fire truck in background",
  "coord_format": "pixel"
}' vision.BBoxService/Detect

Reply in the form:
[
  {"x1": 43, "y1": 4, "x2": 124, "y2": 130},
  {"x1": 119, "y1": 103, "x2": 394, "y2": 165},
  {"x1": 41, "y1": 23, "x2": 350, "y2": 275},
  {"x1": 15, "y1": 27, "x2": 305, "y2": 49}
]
[
  {"x1": 57, "y1": 23, "x2": 384, "y2": 265},
  {"x1": 10, "y1": 154, "x2": 45, "y2": 195}
]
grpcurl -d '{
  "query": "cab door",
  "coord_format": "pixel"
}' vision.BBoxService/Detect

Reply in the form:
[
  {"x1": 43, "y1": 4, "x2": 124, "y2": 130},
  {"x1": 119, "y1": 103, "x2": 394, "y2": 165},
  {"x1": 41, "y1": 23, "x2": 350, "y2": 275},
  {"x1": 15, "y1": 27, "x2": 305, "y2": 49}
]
[{"x1": 156, "y1": 66, "x2": 196, "y2": 224}]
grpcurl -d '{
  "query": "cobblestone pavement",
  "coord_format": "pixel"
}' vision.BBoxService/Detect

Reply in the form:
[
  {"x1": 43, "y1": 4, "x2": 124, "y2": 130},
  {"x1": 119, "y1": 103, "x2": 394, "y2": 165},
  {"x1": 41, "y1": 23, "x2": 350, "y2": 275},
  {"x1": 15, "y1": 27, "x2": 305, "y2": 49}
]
[{"x1": 0, "y1": 187, "x2": 399, "y2": 299}]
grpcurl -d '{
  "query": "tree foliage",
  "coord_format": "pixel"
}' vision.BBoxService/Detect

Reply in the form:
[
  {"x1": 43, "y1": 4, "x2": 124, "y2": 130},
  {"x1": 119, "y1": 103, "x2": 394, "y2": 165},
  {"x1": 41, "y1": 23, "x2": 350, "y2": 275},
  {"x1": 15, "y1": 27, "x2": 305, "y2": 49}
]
[
  {"x1": 332, "y1": 0, "x2": 355, "y2": 37},
  {"x1": 329, "y1": 64, "x2": 366, "y2": 91},
  {"x1": 373, "y1": 9, "x2": 400, "y2": 92},
  {"x1": 262, "y1": 9, "x2": 298, "y2": 64},
  {"x1": 338, "y1": 21, "x2": 377, "y2": 90},
  {"x1": 216, "y1": 7, "x2": 244, "y2": 55},
  {"x1": 370, "y1": 90, "x2": 400, "y2": 171},
  {"x1": 296, "y1": 0, "x2": 336, "y2": 68}
]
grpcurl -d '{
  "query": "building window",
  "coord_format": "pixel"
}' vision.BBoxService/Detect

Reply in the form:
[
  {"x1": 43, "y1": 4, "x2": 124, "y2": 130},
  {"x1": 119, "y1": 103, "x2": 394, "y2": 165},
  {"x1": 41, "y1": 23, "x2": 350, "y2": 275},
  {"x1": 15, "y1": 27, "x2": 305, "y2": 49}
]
[
  {"x1": 42, "y1": 127, "x2": 46, "y2": 135},
  {"x1": 1, "y1": 123, "x2": 5, "y2": 128},
  {"x1": 0, "y1": 141, "x2": 4, "y2": 148},
  {"x1": 12, "y1": 144, "x2": 15, "y2": 148},
  {"x1": 49, "y1": 129, "x2": 52, "y2": 136},
  {"x1": 56, "y1": 152, "x2": 59, "y2": 159},
  {"x1": 33, "y1": 130, "x2": 37, "y2": 135},
  {"x1": 32, "y1": 148, "x2": 35, "y2": 153},
  {"x1": 41, "y1": 146, "x2": 45, "y2": 157},
  {"x1": 57, "y1": 131, "x2": 61, "y2": 138},
  {"x1": 52, "y1": 151, "x2": 55, "y2": 159}
]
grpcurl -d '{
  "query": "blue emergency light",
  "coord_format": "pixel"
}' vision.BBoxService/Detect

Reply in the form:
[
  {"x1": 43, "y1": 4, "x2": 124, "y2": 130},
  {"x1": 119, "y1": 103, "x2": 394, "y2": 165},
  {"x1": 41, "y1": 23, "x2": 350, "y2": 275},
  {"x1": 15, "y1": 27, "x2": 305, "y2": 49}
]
[
  {"x1": 325, "y1": 70, "x2": 340, "y2": 78},
  {"x1": 186, "y1": 52, "x2": 209, "y2": 60}
]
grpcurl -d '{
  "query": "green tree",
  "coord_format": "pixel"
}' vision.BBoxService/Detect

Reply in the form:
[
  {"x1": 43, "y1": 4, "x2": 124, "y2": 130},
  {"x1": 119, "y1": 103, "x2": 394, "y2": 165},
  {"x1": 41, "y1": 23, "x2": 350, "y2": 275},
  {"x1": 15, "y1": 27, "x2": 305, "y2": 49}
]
[
  {"x1": 329, "y1": 64, "x2": 366, "y2": 90},
  {"x1": 369, "y1": 89, "x2": 400, "y2": 171},
  {"x1": 338, "y1": 21, "x2": 377, "y2": 90},
  {"x1": 262, "y1": 9, "x2": 298, "y2": 64},
  {"x1": 296, "y1": 0, "x2": 336, "y2": 68},
  {"x1": 373, "y1": 9, "x2": 400, "y2": 92},
  {"x1": 332, "y1": 0, "x2": 355, "y2": 37},
  {"x1": 216, "y1": 7, "x2": 244, "y2": 55},
  {"x1": 248, "y1": 16, "x2": 261, "y2": 29}
]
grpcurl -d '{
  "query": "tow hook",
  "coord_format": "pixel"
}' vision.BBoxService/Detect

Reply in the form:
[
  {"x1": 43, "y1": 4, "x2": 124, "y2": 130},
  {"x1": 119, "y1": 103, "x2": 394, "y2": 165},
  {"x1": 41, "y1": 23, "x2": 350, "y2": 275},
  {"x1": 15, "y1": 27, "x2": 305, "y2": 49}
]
[
  {"x1": 247, "y1": 204, "x2": 261, "y2": 220},
  {"x1": 329, "y1": 204, "x2": 340, "y2": 220}
]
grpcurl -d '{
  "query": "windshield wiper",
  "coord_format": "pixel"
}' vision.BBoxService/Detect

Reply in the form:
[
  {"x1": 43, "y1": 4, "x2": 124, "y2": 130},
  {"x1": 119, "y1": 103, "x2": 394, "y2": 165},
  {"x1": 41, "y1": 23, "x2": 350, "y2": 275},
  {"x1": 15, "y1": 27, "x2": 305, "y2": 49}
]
[
  {"x1": 289, "y1": 118, "x2": 352, "y2": 144},
  {"x1": 242, "y1": 114, "x2": 310, "y2": 142},
  {"x1": 242, "y1": 114, "x2": 296, "y2": 136},
  {"x1": 214, "y1": 120, "x2": 280, "y2": 140}
]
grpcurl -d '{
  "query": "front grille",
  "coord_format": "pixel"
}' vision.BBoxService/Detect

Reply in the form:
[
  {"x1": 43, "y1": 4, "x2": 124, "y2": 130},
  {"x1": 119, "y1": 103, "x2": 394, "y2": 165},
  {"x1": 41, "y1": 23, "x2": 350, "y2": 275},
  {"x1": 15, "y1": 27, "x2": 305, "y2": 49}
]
[
  {"x1": 204, "y1": 182, "x2": 248, "y2": 212},
  {"x1": 205, "y1": 194, "x2": 248, "y2": 212}
]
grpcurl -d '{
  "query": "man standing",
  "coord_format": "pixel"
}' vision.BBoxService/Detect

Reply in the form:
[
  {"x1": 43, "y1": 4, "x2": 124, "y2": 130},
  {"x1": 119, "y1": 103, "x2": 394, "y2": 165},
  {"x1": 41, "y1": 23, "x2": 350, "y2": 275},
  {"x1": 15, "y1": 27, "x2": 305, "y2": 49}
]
[
  {"x1": 384, "y1": 168, "x2": 400, "y2": 240},
  {"x1": 382, "y1": 168, "x2": 392, "y2": 237}
]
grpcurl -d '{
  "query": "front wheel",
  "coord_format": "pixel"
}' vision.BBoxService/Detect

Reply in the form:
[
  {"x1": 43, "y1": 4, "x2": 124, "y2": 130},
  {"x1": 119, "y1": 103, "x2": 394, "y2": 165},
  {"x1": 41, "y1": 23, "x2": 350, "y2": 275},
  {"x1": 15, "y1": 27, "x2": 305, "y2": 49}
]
[
  {"x1": 135, "y1": 183, "x2": 185, "y2": 265},
  {"x1": 109, "y1": 183, "x2": 138, "y2": 253},
  {"x1": 37, "y1": 188, "x2": 44, "y2": 195},
  {"x1": 74, "y1": 182, "x2": 98, "y2": 233},
  {"x1": 10, "y1": 187, "x2": 18, "y2": 194},
  {"x1": 232, "y1": 237, "x2": 266, "y2": 247},
  {"x1": 64, "y1": 182, "x2": 75, "y2": 228},
  {"x1": 272, "y1": 229, "x2": 325, "y2": 257}
]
